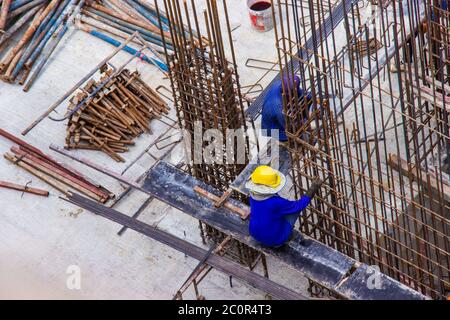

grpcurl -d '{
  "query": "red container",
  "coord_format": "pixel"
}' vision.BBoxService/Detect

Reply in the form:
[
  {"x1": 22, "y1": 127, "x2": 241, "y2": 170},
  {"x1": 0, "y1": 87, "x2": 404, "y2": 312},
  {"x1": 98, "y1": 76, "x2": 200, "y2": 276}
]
[{"x1": 247, "y1": 0, "x2": 274, "y2": 32}]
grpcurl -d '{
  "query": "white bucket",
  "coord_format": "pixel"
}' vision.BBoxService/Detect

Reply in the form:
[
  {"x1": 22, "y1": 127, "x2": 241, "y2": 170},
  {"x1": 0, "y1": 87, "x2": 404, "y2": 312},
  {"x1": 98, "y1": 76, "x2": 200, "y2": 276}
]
[{"x1": 247, "y1": 0, "x2": 274, "y2": 32}]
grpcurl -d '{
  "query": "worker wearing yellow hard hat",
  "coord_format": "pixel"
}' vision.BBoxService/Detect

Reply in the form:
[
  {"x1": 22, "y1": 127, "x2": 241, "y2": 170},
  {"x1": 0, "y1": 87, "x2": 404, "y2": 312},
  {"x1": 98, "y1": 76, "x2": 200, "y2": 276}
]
[
  {"x1": 245, "y1": 165, "x2": 287, "y2": 194},
  {"x1": 245, "y1": 165, "x2": 323, "y2": 247}
]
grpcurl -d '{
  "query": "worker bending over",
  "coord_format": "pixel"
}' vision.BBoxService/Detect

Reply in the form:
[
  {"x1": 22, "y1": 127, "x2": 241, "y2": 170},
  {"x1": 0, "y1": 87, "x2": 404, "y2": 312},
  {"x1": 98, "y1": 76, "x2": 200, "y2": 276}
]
[
  {"x1": 245, "y1": 165, "x2": 323, "y2": 247},
  {"x1": 261, "y1": 75, "x2": 312, "y2": 142}
]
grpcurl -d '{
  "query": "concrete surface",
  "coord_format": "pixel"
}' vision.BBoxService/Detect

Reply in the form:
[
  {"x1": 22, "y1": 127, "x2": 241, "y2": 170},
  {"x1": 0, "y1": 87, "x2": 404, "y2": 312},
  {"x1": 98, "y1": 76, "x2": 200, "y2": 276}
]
[{"x1": 0, "y1": 0, "x2": 311, "y2": 300}]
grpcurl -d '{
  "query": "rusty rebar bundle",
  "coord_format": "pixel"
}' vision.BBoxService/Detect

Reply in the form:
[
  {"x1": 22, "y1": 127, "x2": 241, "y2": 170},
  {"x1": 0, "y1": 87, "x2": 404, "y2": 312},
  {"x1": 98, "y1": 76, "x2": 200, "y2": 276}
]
[
  {"x1": 0, "y1": 0, "x2": 76, "y2": 89},
  {"x1": 274, "y1": 0, "x2": 449, "y2": 299},
  {"x1": 65, "y1": 66, "x2": 169, "y2": 162},
  {"x1": 157, "y1": 0, "x2": 249, "y2": 193},
  {"x1": 0, "y1": 128, "x2": 113, "y2": 203}
]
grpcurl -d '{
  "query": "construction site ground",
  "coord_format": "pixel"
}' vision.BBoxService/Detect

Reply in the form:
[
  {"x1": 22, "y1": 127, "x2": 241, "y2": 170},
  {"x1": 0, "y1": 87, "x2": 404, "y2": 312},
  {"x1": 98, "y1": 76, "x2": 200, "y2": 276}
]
[{"x1": 0, "y1": 1, "x2": 315, "y2": 299}]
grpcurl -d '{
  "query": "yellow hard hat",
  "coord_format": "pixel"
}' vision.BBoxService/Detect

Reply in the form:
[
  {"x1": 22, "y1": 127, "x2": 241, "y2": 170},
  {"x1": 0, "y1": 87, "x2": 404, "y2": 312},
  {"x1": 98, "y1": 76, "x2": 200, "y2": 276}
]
[{"x1": 250, "y1": 165, "x2": 282, "y2": 188}]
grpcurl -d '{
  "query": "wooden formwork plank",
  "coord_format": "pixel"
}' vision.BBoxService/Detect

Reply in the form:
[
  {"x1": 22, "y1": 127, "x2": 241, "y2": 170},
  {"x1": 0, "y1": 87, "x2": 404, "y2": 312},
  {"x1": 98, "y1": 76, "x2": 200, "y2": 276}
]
[{"x1": 388, "y1": 154, "x2": 450, "y2": 202}]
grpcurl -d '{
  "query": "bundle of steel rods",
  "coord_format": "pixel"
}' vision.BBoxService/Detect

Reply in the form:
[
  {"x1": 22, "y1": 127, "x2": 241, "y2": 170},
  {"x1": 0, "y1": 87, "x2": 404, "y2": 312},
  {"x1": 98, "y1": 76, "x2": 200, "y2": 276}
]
[
  {"x1": 0, "y1": 128, "x2": 113, "y2": 203},
  {"x1": 75, "y1": 0, "x2": 179, "y2": 72},
  {"x1": 0, "y1": 0, "x2": 196, "y2": 89},
  {"x1": 81, "y1": 0, "x2": 173, "y2": 51},
  {"x1": 65, "y1": 66, "x2": 169, "y2": 162},
  {"x1": 77, "y1": 0, "x2": 206, "y2": 72},
  {"x1": 0, "y1": 0, "x2": 83, "y2": 90}
]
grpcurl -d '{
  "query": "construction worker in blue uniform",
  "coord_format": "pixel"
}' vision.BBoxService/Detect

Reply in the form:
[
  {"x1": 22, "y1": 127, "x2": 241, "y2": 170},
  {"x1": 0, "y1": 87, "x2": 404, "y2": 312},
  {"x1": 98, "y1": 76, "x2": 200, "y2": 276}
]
[
  {"x1": 261, "y1": 75, "x2": 313, "y2": 141},
  {"x1": 245, "y1": 165, "x2": 323, "y2": 247}
]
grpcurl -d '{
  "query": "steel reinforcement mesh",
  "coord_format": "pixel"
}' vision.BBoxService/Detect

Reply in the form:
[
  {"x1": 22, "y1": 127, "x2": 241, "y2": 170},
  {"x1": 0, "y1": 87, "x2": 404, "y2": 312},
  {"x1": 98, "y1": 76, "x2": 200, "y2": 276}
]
[{"x1": 273, "y1": 0, "x2": 449, "y2": 298}]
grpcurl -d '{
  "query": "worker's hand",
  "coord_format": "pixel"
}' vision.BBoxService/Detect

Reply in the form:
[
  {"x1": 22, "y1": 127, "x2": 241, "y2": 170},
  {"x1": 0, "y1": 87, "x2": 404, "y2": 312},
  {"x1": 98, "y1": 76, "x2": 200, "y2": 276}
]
[{"x1": 305, "y1": 178, "x2": 325, "y2": 198}]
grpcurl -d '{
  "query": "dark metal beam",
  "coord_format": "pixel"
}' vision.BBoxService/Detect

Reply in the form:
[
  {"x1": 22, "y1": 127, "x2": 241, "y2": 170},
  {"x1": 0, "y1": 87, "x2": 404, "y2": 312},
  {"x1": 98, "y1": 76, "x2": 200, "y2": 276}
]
[{"x1": 64, "y1": 192, "x2": 307, "y2": 300}]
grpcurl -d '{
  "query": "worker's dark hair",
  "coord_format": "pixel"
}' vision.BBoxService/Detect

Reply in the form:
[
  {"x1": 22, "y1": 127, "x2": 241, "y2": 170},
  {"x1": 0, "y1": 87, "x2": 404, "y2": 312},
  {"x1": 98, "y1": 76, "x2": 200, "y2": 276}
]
[{"x1": 282, "y1": 75, "x2": 300, "y2": 97}]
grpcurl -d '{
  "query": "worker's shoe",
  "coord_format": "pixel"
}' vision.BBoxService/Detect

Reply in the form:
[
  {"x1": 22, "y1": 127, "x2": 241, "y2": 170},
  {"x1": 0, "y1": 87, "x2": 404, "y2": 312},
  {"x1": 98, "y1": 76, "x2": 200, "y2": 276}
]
[
  {"x1": 289, "y1": 232, "x2": 306, "y2": 246},
  {"x1": 297, "y1": 233, "x2": 306, "y2": 246},
  {"x1": 270, "y1": 232, "x2": 307, "y2": 249},
  {"x1": 270, "y1": 234, "x2": 296, "y2": 249}
]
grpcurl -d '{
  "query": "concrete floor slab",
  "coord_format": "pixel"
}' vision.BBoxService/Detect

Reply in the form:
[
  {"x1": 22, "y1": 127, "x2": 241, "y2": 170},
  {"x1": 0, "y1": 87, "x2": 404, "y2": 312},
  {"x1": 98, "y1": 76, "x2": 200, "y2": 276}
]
[{"x1": 0, "y1": 0, "x2": 310, "y2": 299}]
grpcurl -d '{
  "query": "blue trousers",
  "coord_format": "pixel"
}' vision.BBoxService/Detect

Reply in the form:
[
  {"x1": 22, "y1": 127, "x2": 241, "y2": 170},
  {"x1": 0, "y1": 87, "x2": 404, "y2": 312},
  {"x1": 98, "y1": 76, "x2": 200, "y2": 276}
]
[
  {"x1": 270, "y1": 214, "x2": 300, "y2": 248},
  {"x1": 284, "y1": 213, "x2": 300, "y2": 228}
]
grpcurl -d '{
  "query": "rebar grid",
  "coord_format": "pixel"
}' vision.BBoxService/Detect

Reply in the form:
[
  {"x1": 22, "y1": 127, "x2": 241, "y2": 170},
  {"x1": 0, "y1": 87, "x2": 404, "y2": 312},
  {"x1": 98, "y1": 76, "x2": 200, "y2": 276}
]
[{"x1": 273, "y1": 0, "x2": 449, "y2": 299}]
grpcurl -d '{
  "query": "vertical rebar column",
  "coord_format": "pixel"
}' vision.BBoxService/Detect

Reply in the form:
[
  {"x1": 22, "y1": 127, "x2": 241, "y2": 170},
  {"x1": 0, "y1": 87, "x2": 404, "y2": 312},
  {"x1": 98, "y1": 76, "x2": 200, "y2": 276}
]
[{"x1": 156, "y1": 0, "x2": 260, "y2": 267}]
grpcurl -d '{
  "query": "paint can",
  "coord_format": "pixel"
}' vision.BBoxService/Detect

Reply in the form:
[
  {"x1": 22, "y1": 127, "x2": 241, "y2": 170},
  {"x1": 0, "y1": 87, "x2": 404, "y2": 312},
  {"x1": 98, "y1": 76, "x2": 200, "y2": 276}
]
[{"x1": 247, "y1": 0, "x2": 274, "y2": 32}]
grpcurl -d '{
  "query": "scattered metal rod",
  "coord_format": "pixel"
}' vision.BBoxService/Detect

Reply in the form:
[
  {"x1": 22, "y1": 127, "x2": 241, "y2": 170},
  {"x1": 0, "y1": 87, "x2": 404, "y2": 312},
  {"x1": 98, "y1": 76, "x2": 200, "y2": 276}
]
[
  {"x1": 174, "y1": 236, "x2": 232, "y2": 300},
  {"x1": 194, "y1": 186, "x2": 249, "y2": 219},
  {"x1": 155, "y1": 85, "x2": 173, "y2": 102},
  {"x1": 0, "y1": 0, "x2": 65, "y2": 83},
  {"x1": 0, "y1": 128, "x2": 103, "y2": 189},
  {"x1": 120, "y1": 118, "x2": 178, "y2": 175},
  {"x1": 63, "y1": 192, "x2": 306, "y2": 300},
  {"x1": 23, "y1": 21, "x2": 69, "y2": 91},
  {"x1": 3, "y1": 149, "x2": 112, "y2": 202},
  {"x1": 245, "y1": 58, "x2": 280, "y2": 72},
  {"x1": 117, "y1": 195, "x2": 153, "y2": 236},
  {"x1": 174, "y1": 242, "x2": 218, "y2": 300},
  {"x1": 10, "y1": 1, "x2": 70, "y2": 81},
  {"x1": 0, "y1": 179, "x2": 49, "y2": 197},
  {"x1": 0, "y1": 0, "x2": 11, "y2": 31},
  {"x1": 49, "y1": 143, "x2": 145, "y2": 191},
  {"x1": 0, "y1": 5, "x2": 40, "y2": 47},
  {"x1": 21, "y1": 31, "x2": 139, "y2": 135},
  {"x1": 77, "y1": 23, "x2": 168, "y2": 72},
  {"x1": 110, "y1": 123, "x2": 181, "y2": 216},
  {"x1": 0, "y1": 129, "x2": 112, "y2": 202},
  {"x1": 1, "y1": 0, "x2": 197, "y2": 92}
]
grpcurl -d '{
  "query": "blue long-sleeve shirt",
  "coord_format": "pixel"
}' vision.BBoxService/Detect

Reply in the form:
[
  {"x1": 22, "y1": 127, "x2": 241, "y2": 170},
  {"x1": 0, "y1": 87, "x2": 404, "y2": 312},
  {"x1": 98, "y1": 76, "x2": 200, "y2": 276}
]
[
  {"x1": 261, "y1": 81, "x2": 311, "y2": 141},
  {"x1": 249, "y1": 194, "x2": 312, "y2": 247}
]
